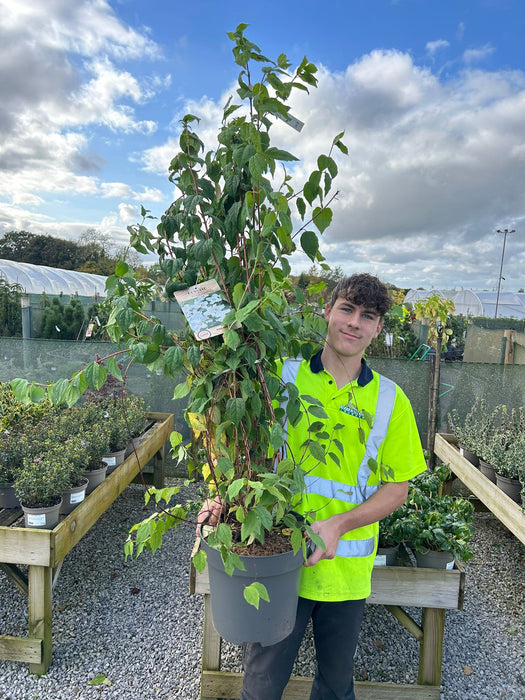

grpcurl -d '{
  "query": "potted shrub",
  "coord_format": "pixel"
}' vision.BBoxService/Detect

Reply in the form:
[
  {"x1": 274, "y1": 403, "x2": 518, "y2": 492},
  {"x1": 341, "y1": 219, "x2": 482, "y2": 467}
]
[
  {"x1": 490, "y1": 406, "x2": 524, "y2": 503},
  {"x1": 13, "y1": 444, "x2": 71, "y2": 528},
  {"x1": 448, "y1": 399, "x2": 483, "y2": 467},
  {"x1": 376, "y1": 508, "x2": 406, "y2": 565},
  {"x1": 11, "y1": 26, "x2": 349, "y2": 645},
  {"x1": 400, "y1": 470, "x2": 475, "y2": 568},
  {"x1": 0, "y1": 430, "x2": 32, "y2": 508},
  {"x1": 121, "y1": 393, "x2": 149, "y2": 458},
  {"x1": 53, "y1": 404, "x2": 112, "y2": 493}
]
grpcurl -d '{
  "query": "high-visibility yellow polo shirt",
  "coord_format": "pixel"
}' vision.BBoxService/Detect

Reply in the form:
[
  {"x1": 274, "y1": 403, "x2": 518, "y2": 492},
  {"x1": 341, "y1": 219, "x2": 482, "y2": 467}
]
[{"x1": 280, "y1": 352, "x2": 426, "y2": 601}]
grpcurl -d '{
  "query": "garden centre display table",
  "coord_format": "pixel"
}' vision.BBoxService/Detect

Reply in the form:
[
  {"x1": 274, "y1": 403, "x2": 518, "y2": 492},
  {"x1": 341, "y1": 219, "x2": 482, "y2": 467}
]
[
  {"x1": 190, "y1": 544, "x2": 465, "y2": 700},
  {"x1": 0, "y1": 411, "x2": 173, "y2": 674},
  {"x1": 435, "y1": 433, "x2": 525, "y2": 546}
]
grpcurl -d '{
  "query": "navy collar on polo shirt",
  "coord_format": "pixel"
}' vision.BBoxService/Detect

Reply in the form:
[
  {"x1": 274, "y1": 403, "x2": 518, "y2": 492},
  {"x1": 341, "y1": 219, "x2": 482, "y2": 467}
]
[{"x1": 310, "y1": 350, "x2": 373, "y2": 387}]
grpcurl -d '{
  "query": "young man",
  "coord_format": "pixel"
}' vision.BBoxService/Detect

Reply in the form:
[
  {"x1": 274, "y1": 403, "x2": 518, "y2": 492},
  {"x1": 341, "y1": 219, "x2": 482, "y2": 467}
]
[{"x1": 201, "y1": 273, "x2": 427, "y2": 700}]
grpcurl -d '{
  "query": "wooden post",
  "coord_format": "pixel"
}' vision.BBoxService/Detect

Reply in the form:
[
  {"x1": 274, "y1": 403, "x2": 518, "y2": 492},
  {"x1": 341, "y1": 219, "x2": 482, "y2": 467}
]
[
  {"x1": 427, "y1": 326, "x2": 443, "y2": 466},
  {"x1": 418, "y1": 608, "x2": 446, "y2": 685},
  {"x1": 28, "y1": 565, "x2": 52, "y2": 675},
  {"x1": 201, "y1": 594, "x2": 222, "y2": 700},
  {"x1": 503, "y1": 329, "x2": 515, "y2": 365},
  {"x1": 153, "y1": 441, "x2": 165, "y2": 489}
]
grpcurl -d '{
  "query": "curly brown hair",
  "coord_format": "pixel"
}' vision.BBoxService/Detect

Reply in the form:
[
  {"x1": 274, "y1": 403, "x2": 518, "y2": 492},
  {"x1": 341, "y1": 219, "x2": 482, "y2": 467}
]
[{"x1": 330, "y1": 273, "x2": 392, "y2": 316}]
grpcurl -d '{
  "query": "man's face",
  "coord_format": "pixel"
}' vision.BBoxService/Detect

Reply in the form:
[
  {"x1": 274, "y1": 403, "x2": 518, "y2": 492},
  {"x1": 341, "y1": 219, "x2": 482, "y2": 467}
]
[{"x1": 324, "y1": 297, "x2": 384, "y2": 360}]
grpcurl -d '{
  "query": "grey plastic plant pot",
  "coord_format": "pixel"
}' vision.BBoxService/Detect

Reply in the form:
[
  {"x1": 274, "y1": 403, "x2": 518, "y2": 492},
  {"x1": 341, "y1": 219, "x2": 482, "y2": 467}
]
[
  {"x1": 201, "y1": 535, "x2": 303, "y2": 646},
  {"x1": 414, "y1": 549, "x2": 455, "y2": 569}
]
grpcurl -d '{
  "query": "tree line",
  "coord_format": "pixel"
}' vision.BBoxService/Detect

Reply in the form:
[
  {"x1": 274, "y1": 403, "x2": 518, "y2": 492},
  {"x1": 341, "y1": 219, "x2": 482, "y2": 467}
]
[{"x1": 0, "y1": 229, "x2": 139, "y2": 276}]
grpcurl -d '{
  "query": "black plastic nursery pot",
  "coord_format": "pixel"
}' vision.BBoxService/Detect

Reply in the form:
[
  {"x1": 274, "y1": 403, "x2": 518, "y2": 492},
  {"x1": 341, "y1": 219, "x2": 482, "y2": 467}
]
[{"x1": 201, "y1": 535, "x2": 304, "y2": 647}]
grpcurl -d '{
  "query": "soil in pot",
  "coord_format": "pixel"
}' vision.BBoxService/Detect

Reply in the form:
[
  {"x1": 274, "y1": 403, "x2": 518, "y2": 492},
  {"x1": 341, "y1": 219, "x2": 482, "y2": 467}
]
[
  {"x1": 495, "y1": 474, "x2": 522, "y2": 503},
  {"x1": 22, "y1": 498, "x2": 62, "y2": 529},
  {"x1": 202, "y1": 529, "x2": 304, "y2": 647}
]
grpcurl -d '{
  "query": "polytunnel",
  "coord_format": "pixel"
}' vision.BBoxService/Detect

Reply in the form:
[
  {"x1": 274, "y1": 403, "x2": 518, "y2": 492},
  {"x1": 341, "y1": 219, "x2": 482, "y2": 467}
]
[{"x1": 0, "y1": 260, "x2": 107, "y2": 297}]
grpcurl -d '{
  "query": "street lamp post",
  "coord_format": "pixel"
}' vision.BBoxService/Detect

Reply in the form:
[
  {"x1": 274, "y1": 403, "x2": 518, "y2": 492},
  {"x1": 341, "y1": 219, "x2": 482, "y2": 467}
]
[{"x1": 495, "y1": 228, "x2": 515, "y2": 319}]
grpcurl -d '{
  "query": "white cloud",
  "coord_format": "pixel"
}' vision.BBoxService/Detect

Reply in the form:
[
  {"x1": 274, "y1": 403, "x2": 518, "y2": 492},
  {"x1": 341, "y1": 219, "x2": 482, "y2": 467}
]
[
  {"x1": 463, "y1": 44, "x2": 495, "y2": 64},
  {"x1": 426, "y1": 40, "x2": 450, "y2": 56},
  {"x1": 118, "y1": 203, "x2": 138, "y2": 223}
]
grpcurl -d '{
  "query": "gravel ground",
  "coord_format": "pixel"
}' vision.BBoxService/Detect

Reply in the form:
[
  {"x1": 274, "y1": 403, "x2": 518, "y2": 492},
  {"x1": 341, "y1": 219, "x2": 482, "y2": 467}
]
[{"x1": 0, "y1": 482, "x2": 523, "y2": 700}]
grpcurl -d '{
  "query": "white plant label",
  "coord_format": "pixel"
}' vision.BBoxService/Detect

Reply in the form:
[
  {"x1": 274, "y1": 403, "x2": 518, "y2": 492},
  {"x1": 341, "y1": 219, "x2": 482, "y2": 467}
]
[
  {"x1": 70, "y1": 492, "x2": 85, "y2": 504},
  {"x1": 27, "y1": 514, "x2": 46, "y2": 527}
]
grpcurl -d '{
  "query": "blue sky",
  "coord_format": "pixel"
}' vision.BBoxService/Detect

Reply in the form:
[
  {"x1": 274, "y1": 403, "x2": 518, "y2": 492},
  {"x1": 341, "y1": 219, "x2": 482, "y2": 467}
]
[{"x1": 1, "y1": 0, "x2": 524, "y2": 291}]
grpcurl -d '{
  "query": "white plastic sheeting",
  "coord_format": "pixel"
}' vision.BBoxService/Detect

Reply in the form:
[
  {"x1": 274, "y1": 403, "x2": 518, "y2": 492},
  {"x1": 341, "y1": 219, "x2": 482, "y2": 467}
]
[
  {"x1": 0, "y1": 260, "x2": 107, "y2": 297},
  {"x1": 405, "y1": 289, "x2": 525, "y2": 319}
]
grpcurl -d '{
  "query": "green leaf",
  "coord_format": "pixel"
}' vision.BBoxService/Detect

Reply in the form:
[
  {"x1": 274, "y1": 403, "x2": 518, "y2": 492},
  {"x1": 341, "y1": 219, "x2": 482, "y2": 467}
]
[
  {"x1": 116, "y1": 308, "x2": 134, "y2": 334},
  {"x1": 48, "y1": 377, "x2": 69, "y2": 406},
  {"x1": 88, "y1": 673, "x2": 111, "y2": 687},
  {"x1": 317, "y1": 154, "x2": 338, "y2": 177},
  {"x1": 106, "y1": 356, "x2": 123, "y2": 381},
  {"x1": 83, "y1": 362, "x2": 107, "y2": 391},
  {"x1": 192, "y1": 549, "x2": 207, "y2": 573},
  {"x1": 300, "y1": 230, "x2": 319, "y2": 260},
  {"x1": 11, "y1": 378, "x2": 29, "y2": 403},
  {"x1": 309, "y1": 441, "x2": 326, "y2": 464},
  {"x1": 265, "y1": 147, "x2": 299, "y2": 162},
  {"x1": 226, "y1": 397, "x2": 245, "y2": 424},
  {"x1": 296, "y1": 197, "x2": 306, "y2": 220},
  {"x1": 187, "y1": 345, "x2": 201, "y2": 367},
  {"x1": 236, "y1": 299, "x2": 260, "y2": 323},
  {"x1": 308, "y1": 404, "x2": 329, "y2": 419},
  {"x1": 249, "y1": 153, "x2": 267, "y2": 180},
  {"x1": 312, "y1": 207, "x2": 332, "y2": 234},
  {"x1": 243, "y1": 581, "x2": 269, "y2": 609},
  {"x1": 172, "y1": 382, "x2": 191, "y2": 400},
  {"x1": 270, "y1": 423, "x2": 285, "y2": 451},
  {"x1": 28, "y1": 385, "x2": 46, "y2": 403},
  {"x1": 224, "y1": 329, "x2": 241, "y2": 348},
  {"x1": 164, "y1": 345, "x2": 185, "y2": 374}
]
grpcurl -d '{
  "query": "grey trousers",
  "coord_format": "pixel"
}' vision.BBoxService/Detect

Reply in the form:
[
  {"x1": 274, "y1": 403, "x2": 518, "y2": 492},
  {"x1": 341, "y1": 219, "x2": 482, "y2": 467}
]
[{"x1": 240, "y1": 596, "x2": 366, "y2": 700}]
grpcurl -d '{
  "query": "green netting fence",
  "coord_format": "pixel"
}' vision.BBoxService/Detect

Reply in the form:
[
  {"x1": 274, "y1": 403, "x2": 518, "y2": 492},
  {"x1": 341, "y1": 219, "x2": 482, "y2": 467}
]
[{"x1": 0, "y1": 337, "x2": 523, "y2": 457}]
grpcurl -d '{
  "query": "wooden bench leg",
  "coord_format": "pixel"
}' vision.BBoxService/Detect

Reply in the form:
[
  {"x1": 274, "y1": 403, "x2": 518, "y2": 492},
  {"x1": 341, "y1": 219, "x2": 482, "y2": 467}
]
[
  {"x1": 28, "y1": 565, "x2": 52, "y2": 675},
  {"x1": 153, "y1": 443, "x2": 165, "y2": 489},
  {"x1": 418, "y1": 607, "x2": 445, "y2": 685},
  {"x1": 201, "y1": 593, "x2": 222, "y2": 700}
]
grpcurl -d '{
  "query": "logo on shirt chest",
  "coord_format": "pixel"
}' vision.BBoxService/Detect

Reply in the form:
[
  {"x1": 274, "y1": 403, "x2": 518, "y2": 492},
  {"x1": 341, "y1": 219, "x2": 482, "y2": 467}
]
[{"x1": 339, "y1": 403, "x2": 365, "y2": 419}]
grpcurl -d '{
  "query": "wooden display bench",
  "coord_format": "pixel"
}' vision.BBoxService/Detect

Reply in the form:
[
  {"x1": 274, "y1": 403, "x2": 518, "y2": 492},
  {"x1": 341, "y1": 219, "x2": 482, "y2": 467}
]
[
  {"x1": 0, "y1": 411, "x2": 173, "y2": 674},
  {"x1": 434, "y1": 433, "x2": 525, "y2": 546},
  {"x1": 190, "y1": 544, "x2": 465, "y2": 700}
]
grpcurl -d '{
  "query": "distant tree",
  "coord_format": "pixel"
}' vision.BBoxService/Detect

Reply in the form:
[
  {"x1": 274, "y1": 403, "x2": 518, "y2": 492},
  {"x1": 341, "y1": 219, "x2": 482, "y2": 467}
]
[
  {"x1": 0, "y1": 230, "x2": 35, "y2": 260},
  {"x1": 38, "y1": 296, "x2": 85, "y2": 340},
  {"x1": 0, "y1": 230, "x2": 81, "y2": 268},
  {"x1": 0, "y1": 279, "x2": 22, "y2": 337}
]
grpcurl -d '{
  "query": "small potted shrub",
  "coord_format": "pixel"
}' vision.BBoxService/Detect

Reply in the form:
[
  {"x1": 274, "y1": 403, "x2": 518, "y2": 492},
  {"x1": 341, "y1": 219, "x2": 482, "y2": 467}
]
[
  {"x1": 0, "y1": 431, "x2": 32, "y2": 508},
  {"x1": 448, "y1": 400, "x2": 482, "y2": 466},
  {"x1": 490, "y1": 406, "x2": 524, "y2": 503},
  {"x1": 376, "y1": 508, "x2": 406, "y2": 565},
  {"x1": 121, "y1": 393, "x2": 149, "y2": 458},
  {"x1": 400, "y1": 471, "x2": 475, "y2": 568},
  {"x1": 13, "y1": 445, "x2": 71, "y2": 528},
  {"x1": 56, "y1": 404, "x2": 111, "y2": 493}
]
